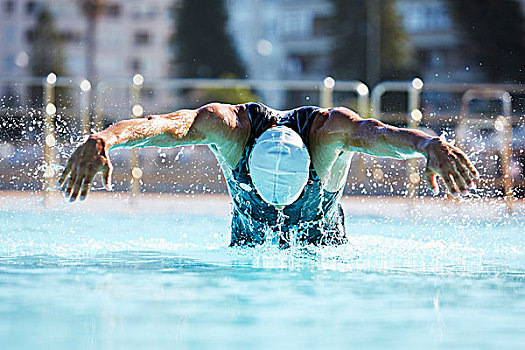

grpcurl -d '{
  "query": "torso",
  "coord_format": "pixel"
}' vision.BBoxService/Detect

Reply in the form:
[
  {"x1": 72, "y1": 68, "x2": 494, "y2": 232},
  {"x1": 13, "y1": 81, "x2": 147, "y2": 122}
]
[
  {"x1": 210, "y1": 103, "x2": 353, "y2": 192},
  {"x1": 210, "y1": 102, "x2": 349, "y2": 246}
]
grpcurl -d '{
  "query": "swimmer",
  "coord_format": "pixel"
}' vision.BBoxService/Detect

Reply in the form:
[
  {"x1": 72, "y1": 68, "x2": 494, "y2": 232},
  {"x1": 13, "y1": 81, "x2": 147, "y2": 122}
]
[{"x1": 58, "y1": 102, "x2": 479, "y2": 246}]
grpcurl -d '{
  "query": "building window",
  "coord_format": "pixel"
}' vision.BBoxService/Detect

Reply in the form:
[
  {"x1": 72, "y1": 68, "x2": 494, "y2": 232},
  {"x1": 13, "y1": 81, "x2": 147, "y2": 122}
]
[
  {"x1": 286, "y1": 57, "x2": 303, "y2": 75},
  {"x1": 105, "y1": 4, "x2": 121, "y2": 17},
  {"x1": 3, "y1": 26, "x2": 16, "y2": 45},
  {"x1": 25, "y1": 29, "x2": 35, "y2": 43},
  {"x1": 100, "y1": 30, "x2": 121, "y2": 47},
  {"x1": 130, "y1": 58, "x2": 141, "y2": 71},
  {"x1": 279, "y1": 11, "x2": 313, "y2": 39},
  {"x1": 3, "y1": 0, "x2": 15, "y2": 14},
  {"x1": 67, "y1": 56, "x2": 85, "y2": 73},
  {"x1": 399, "y1": 2, "x2": 452, "y2": 33},
  {"x1": 142, "y1": 87, "x2": 156, "y2": 100},
  {"x1": 313, "y1": 15, "x2": 331, "y2": 37},
  {"x1": 60, "y1": 30, "x2": 83, "y2": 43},
  {"x1": 131, "y1": 4, "x2": 158, "y2": 19},
  {"x1": 3, "y1": 54, "x2": 16, "y2": 71},
  {"x1": 26, "y1": 1, "x2": 39, "y2": 15},
  {"x1": 134, "y1": 31, "x2": 150, "y2": 46}
]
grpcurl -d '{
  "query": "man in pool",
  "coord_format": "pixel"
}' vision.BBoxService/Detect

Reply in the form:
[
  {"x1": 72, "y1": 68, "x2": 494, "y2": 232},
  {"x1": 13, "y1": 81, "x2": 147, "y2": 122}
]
[{"x1": 59, "y1": 102, "x2": 478, "y2": 247}]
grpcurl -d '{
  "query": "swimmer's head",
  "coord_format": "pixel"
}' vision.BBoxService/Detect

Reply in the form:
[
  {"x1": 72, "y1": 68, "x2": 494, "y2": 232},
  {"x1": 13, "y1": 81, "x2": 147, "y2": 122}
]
[{"x1": 248, "y1": 126, "x2": 310, "y2": 207}]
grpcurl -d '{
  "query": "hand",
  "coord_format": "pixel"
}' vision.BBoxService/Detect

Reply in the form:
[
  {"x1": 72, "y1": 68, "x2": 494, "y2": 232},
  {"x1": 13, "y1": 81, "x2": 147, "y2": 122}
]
[
  {"x1": 58, "y1": 135, "x2": 113, "y2": 202},
  {"x1": 423, "y1": 138, "x2": 479, "y2": 197}
]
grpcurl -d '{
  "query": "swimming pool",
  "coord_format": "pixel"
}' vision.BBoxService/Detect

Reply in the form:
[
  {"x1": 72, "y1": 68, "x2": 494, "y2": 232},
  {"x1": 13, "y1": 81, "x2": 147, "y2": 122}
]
[{"x1": 1, "y1": 194, "x2": 524, "y2": 349}]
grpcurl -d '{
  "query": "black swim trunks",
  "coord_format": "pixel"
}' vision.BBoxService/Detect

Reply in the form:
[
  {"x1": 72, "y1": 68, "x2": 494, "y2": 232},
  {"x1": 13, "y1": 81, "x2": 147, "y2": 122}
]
[{"x1": 225, "y1": 103, "x2": 347, "y2": 247}]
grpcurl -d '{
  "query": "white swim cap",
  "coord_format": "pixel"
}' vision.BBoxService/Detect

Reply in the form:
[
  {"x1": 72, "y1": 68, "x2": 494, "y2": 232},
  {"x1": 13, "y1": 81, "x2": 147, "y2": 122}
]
[{"x1": 248, "y1": 126, "x2": 311, "y2": 206}]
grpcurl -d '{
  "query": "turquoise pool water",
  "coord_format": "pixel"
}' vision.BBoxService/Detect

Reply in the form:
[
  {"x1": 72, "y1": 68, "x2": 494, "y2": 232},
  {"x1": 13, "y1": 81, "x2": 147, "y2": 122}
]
[{"x1": 1, "y1": 202, "x2": 524, "y2": 349}]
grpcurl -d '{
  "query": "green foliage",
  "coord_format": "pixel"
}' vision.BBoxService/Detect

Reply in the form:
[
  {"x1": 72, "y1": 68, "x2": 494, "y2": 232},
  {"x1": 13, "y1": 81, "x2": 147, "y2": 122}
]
[
  {"x1": 173, "y1": 0, "x2": 246, "y2": 78},
  {"x1": 29, "y1": 7, "x2": 66, "y2": 77},
  {"x1": 328, "y1": 0, "x2": 413, "y2": 84},
  {"x1": 446, "y1": 0, "x2": 525, "y2": 83},
  {"x1": 329, "y1": 0, "x2": 367, "y2": 81},
  {"x1": 193, "y1": 87, "x2": 258, "y2": 106},
  {"x1": 380, "y1": 0, "x2": 414, "y2": 80},
  {"x1": 28, "y1": 6, "x2": 69, "y2": 107},
  {"x1": 203, "y1": 87, "x2": 259, "y2": 105}
]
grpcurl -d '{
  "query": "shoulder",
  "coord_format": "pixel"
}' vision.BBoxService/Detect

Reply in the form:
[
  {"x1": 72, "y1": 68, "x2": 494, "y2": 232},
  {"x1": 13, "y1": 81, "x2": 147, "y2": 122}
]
[
  {"x1": 193, "y1": 103, "x2": 250, "y2": 160},
  {"x1": 197, "y1": 102, "x2": 242, "y2": 122},
  {"x1": 327, "y1": 106, "x2": 361, "y2": 121},
  {"x1": 194, "y1": 103, "x2": 250, "y2": 133},
  {"x1": 311, "y1": 107, "x2": 362, "y2": 133}
]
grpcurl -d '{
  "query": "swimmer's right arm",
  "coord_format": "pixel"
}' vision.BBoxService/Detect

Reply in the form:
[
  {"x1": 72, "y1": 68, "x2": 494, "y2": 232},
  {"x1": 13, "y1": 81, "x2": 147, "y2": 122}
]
[{"x1": 58, "y1": 103, "x2": 249, "y2": 202}]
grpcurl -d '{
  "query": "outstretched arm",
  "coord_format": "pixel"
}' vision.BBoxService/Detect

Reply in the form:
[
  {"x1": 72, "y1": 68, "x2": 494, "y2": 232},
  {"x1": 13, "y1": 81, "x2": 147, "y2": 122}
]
[
  {"x1": 319, "y1": 107, "x2": 479, "y2": 196},
  {"x1": 58, "y1": 103, "x2": 249, "y2": 202}
]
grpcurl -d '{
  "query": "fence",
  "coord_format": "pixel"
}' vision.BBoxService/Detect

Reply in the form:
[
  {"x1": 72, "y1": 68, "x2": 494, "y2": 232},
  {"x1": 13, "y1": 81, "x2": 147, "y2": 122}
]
[
  {"x1": 370, "y1": 80, "x2": 525, "y2": 207},
  {"x1": 1, "y1": 74, "x2": 523, "y2": 204}
]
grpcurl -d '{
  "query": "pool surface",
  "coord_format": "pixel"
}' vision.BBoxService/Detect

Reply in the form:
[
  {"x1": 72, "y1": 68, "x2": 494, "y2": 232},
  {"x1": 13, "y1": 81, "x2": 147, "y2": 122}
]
[{"x1": 1, "y1": 194, "x2": 524, "y2": 349}]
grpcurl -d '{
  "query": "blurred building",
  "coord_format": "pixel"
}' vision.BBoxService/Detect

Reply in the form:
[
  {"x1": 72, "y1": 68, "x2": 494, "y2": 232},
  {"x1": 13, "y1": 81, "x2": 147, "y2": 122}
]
[
  {"x1": 397, "y1": 0, "x2": 482, "y2": 83},
  {"x1": 0, "y1": 0, "x2": 176, "y2": 113},
  {"x1": 227, "y1": 0, "x2": 333, "y2": 106},
  {"x1": 227, "y1": 0, "x2": 475, "y2": 107},
  {"x1": 228, "y1": 0, "x2": 525, "y2": 106},
  {"x1": 228, "y1": 0, "x2": 332, "y2": 81},
  {"x1": 0, "y1": 0, "x2": 176, "y2": 79},
  {"x1": 2, "y1": 0, "x2": 525, "y2": 109}
]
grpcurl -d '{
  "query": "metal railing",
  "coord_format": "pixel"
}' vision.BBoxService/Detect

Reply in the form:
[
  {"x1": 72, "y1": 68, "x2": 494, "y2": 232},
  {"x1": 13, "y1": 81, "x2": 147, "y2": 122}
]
[
  {"x1": 93, "y1": 76, "x2": 370, "y2": 128},
  {"x1": 92, "y1": 76, "x2": 369, "y2": 197},
  {"x1": 0, "y1": 74, "x2": 92, "y2": 205},
  {"x1": 1, "y1": 74, "x2": 523, "y2": 201},
  {"x1": 369, "y1": 79, "x2": 424, "y2": 196},
  {"x1": 370, "y1": 79, "x2": 525, "y2": 200},
  {"x1": 456, "y1": 89, "x2": 514, "y2": 208}
]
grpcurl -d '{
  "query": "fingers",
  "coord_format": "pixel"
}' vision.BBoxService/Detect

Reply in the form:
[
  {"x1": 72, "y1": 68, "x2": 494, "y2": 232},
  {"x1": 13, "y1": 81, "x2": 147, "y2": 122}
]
[
  {"x1": 452, "y1": 156, "x2": 474, "y2": 191},
  {"x1": 454, "y1": 149, "x2": 479, "y2": 179},
  {"x1": 428, "y1": 166, "x2": 471, "y2": 198},
  {"x1": 64, "y1": 168, "x2": 77, "y2": 198},
  {"x1": 438, "y1": 156, "x2": 466, "y2": 197},
  {"x1": 58, "y1": 137, "x2": 113, "y2": 202},
  {"x1": 450, "y1": 169, "x2": 468, "y2": 195},
  {"x1": 63, "y1": 168, "x2": 106, "y2": 202},
  {"x1": 426, "y1": 169, "x2": 464, "y2": 197},
  {"x1": 425, "y1": 140, "x2": 479, "y2": 197},
  {"x1": 79, "y1": 173, "x2": 96, "y2": 201},
  {"x1": 68, "y1": 169, "x2": 85, "y2": 202},
  {"x1": 61, "y1": 162, "x2": 111, "y2": 202},
  {"x1": 426, "y1": 155, "x2": 461, "y2": 196},
  {"x1": 58, "y1": 159, "x2": 73, "y2": 187},
  {"x1": 442, "y1": 172, "x2": 460, "y2": 197},
  {"x1": 102, "y1": 163, "x2": 113, "y2": 191},
  {"x1": 424, "y1": 169, "x2": 439, "y2": 194}
]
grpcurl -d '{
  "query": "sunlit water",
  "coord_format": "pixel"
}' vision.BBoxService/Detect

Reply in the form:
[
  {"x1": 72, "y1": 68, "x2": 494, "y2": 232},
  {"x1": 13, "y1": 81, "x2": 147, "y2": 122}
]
[{"x1": 1, "y1": 200, "x2": 524, "y2": 349}]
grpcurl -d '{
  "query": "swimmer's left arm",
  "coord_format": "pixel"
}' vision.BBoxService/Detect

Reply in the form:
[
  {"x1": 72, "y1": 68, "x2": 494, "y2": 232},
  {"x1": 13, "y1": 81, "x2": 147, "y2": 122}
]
[{"x1": 327, "y1": 107, "x2": 479, "y2": 196}]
